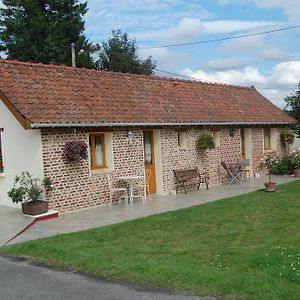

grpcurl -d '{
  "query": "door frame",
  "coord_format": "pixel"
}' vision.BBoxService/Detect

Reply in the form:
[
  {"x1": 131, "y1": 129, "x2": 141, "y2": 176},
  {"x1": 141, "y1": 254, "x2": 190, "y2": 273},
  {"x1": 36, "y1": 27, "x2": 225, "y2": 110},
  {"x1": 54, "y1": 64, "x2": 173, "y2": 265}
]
[
  {"x1": 240, "y1": 128, "x2": 253, "y2": 177},
  {"x1": 143, "y1": 130, "x2": 157, "y2": 194}
]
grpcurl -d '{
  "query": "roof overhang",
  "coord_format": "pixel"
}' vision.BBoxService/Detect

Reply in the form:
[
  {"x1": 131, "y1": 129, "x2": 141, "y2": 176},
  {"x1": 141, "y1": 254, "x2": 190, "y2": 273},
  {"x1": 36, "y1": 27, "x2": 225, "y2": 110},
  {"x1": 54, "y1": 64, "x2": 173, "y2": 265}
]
[
  {"x1": 0, "y1": 91, "x2": 32, "y2": 129},
  {"x1": 30, "y1": 121, "x2": 296, "y2": 129}
]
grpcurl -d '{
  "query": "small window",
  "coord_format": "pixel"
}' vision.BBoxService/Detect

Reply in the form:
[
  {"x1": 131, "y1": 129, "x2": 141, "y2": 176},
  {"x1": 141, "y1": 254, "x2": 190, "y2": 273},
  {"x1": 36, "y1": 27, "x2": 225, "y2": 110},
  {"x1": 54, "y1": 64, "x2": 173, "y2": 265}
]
[
  {"x1": 89, "y1": 133, "x2": 106, "y2": 169},
  {"x1": 177, "y1": 131, "x2": 187, "y2": 149},
  {"x1": 264, "y1": 128, "x2": 271, "y2": 150},
  {"x1": 212, "y1": 130, "x2": 220, "y2": 147}
]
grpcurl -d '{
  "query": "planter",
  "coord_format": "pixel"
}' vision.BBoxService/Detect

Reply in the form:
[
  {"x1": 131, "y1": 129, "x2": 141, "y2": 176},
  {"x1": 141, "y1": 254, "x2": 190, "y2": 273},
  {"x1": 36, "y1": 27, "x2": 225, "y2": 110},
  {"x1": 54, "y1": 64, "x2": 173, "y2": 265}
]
[
  {"x1": 22, "y1": 201, "x2": 48, "y2": 216},
  {"x1": 293, "y1": 169, "x2": 300, "y2": 177},
  {"x1": 264, "y1": 182, "x2": 277, "y2": 192}
]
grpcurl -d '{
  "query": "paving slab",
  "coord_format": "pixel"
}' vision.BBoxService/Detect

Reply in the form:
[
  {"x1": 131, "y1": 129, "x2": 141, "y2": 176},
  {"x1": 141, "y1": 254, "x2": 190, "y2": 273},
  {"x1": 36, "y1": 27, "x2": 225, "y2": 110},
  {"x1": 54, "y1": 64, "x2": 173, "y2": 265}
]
[
  {"x1": 0, "y1": 206, "x2": 32, "y2": 245},
  {"x1": 8, "y1": 175, "x2": 299, "y2": 244}
]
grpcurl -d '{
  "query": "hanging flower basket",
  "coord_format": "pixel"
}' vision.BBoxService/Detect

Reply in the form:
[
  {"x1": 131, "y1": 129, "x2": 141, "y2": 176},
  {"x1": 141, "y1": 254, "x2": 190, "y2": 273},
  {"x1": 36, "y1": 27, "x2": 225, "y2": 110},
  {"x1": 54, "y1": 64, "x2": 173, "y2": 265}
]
[
  {"x1": 64, "y1": 140, "x2": 88, "y2": 163},
  {"x1": 281, "y1": 129, "x2": 295, "y2": 145},
  {"x1": 196, "y1": 133, "x2": 215, "y2": 151}
]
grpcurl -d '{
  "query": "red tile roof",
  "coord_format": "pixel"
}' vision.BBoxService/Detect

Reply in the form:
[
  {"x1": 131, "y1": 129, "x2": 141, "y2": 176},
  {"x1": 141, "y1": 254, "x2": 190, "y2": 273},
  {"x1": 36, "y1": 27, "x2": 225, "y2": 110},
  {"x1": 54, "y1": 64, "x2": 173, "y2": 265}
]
[{"x1": 0, "y1": 59, "x2": 295, "y2": 127}]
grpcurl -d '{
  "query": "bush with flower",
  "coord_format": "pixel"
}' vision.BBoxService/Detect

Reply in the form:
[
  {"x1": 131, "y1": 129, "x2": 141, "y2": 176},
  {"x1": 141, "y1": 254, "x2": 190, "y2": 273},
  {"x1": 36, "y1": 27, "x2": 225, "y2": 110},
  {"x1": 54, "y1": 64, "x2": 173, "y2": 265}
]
[
  {"x1": 261, "y1": 149, "x2": 300, "y2": 175},
  {"x1": 63, "y1": 140, "x2": 88, "y2": 163},
  {"x1": 290, "y1": 149, "x2": 300, "y2": 170},
  {"x1": 281, "y1": 129, "x2": 295, "y2": 145}
]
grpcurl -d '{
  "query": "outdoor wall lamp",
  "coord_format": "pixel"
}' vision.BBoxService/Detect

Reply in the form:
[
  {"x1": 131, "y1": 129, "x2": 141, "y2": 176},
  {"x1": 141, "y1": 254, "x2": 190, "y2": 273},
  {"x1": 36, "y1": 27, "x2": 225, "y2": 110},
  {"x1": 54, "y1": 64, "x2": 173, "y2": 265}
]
[
  {"x1": 229, "y1": 128, "x2": 236, "y2": 137},
  {"x1": 127, "y1": 131, "x2": 134, "y2": 144}
]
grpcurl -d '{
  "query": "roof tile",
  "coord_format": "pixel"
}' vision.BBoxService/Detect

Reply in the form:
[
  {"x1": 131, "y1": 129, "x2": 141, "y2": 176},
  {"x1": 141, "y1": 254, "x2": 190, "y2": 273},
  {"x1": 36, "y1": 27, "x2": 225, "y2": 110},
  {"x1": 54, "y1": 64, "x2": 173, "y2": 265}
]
[{"x1": 0, "y1": 59, "x2": 295, "y2": 126}]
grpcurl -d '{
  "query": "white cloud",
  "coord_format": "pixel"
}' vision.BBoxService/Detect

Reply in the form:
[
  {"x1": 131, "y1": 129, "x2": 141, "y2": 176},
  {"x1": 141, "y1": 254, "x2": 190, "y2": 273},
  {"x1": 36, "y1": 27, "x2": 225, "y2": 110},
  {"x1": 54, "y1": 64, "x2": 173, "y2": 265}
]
[
  {"x1": 139, "y1": 47, "x2": 190, "y2": 71},
  {"x1": 182, "y1": 66, "x2": 267, "y2": 86},
  {"x1": 162, "y1": 18, "x2": 204, "y2": 44},
  {"x1": 181, "y1": 60, "x2": 300, "y2": 107},
  {"x1": 204, "y1": 57, "x2": 242, "y2": 70},
  {"x1": 134, "y1": 18, "x2": 204, "y2": 44},
  {"x1": 270, "y1": 61, "x2": 300, "y2": 85},
  {"x1": 84, "y1": 0, "x2": 212, "y2": 42},
  {"x1": 202, "y1": 20, "x2": 279, "y2": 34},
  {"x1": 255, "y1": 0, "x2": 300, "y2": 21},
  {"x1": 223, "y1": 34, "x2": 285, "y2": 59},
  {"x1": 219, "y1": 0, "x2": 300, "y2": 21}
]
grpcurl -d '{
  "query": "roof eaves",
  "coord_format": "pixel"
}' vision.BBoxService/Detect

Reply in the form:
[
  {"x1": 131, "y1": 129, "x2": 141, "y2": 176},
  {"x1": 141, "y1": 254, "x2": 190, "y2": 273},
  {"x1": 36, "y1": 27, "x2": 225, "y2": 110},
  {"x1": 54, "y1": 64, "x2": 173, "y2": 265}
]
[{"x1": 30, "y1": 121, "x2": 296, "y2": 129}]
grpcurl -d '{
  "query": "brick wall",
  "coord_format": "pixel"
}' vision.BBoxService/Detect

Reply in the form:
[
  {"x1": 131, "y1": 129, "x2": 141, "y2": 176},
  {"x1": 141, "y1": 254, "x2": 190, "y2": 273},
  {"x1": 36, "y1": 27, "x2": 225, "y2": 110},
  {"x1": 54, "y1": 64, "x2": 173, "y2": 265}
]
[
  {"x1": 41, "y1": 126, "x2": 285, "y2": 212},
  {"x1": 41, "y1": 128, "x2": 144, "y2": 212},
  {"x1": 160, "y1": 128, "x2": 242, "y2": 194}
]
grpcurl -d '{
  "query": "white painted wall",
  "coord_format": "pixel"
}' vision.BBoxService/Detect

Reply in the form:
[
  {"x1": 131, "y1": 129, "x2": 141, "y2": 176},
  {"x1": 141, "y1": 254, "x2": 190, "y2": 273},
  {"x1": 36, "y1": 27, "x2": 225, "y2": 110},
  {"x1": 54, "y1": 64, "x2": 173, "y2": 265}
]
[{"x1": 0, "y1": 100, "x2": 44, "y2": 207}]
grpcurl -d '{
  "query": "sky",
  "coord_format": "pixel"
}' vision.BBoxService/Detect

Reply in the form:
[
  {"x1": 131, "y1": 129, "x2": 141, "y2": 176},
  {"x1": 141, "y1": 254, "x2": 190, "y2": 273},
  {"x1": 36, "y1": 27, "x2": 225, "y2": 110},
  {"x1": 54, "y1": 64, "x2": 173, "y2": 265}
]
[{"x1": 1, "y1": 0, "x2": 300, "y2": 107}]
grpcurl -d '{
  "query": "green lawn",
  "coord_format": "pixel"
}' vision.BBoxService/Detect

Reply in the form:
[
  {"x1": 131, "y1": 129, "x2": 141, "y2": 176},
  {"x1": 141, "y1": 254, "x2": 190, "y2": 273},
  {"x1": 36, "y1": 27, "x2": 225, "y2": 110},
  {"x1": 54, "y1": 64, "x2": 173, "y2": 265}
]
[{"x1": 1, "y1": 181, "x2": 300, "y2": 299}]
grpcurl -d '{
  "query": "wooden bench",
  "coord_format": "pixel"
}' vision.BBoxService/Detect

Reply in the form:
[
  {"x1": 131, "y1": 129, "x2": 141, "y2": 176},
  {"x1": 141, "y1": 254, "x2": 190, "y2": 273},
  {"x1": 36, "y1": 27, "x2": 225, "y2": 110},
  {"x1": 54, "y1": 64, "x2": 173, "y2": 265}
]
[{"x1": 173, "y1": 168, "x2": 209, "y2": 194}]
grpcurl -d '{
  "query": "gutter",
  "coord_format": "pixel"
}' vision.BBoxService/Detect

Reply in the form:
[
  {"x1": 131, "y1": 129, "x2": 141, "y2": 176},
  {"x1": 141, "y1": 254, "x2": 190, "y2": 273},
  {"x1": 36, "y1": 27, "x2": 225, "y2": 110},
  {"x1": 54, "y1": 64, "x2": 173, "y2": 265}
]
[{"x1": 30, "y1": 121, "x2": 296, "y2": 129}]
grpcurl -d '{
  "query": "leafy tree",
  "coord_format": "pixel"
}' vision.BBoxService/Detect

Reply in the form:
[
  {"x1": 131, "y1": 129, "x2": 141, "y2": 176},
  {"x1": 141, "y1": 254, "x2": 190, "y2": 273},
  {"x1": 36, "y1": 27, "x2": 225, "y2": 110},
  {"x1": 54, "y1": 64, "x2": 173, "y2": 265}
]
[
  {"x1": 97, "y1": 30, "x2": 156, "y2": 75},
  {"x1": 0, "y1": 0, "x2": 98, "y2": 68},
  {"x1": 285, "y1": 83, "x2": 300, "y2": 136}
]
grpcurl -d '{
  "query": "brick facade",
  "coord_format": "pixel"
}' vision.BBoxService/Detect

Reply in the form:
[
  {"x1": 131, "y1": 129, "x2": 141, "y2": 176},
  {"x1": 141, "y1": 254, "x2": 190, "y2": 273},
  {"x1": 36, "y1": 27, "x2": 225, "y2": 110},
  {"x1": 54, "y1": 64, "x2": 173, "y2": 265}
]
[
  {"x1": 41, "y1": 128, "x2": 144, "y2": 212},
  {"x1": 41, "y1": 126, "x2": 286, "y2": 212}
]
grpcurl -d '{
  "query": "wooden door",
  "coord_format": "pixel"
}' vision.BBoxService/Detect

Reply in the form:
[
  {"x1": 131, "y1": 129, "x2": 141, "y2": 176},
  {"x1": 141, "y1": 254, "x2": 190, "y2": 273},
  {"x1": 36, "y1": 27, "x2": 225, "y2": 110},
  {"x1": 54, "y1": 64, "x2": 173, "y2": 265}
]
[
  {"x1": 144, "y1": 130, "x2": 156, "y2": 194},
  {"x1": 241, "y1": 129, "x2": 246, "y2": 159}
]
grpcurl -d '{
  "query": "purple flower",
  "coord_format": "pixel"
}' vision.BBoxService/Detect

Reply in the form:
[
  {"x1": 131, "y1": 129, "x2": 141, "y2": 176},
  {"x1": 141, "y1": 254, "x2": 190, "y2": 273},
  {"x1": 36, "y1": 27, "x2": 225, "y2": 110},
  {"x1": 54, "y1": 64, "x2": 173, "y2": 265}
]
[{"x1": 64, "y1": 140, "x2": 88, "y2": 163}]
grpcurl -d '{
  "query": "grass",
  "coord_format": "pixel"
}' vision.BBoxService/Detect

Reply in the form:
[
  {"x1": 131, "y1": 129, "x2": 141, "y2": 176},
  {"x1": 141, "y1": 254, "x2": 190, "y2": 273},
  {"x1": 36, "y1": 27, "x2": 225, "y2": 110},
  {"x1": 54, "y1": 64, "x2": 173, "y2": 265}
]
[{"x1": 1, "y1": 181, "x2": 300, "y2": 299}]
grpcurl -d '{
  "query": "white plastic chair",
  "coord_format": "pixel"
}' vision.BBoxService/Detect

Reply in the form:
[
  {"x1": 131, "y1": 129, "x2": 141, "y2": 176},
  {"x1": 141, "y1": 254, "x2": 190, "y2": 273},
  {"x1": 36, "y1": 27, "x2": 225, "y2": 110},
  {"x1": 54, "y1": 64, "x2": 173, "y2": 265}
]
[
  {"x1": 106, "y1": 174, "x2": 128, "y2": 206},
  {"x1": 133, "y1": 170, "x2": 150, "y2": 204}
]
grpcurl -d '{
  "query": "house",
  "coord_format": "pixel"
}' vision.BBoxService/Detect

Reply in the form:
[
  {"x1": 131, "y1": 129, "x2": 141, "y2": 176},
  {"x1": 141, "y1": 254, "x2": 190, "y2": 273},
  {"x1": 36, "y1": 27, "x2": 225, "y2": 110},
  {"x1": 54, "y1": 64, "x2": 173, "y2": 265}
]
[{"x1": 0, "y1": 59, "x2": 295, "y2": 212}]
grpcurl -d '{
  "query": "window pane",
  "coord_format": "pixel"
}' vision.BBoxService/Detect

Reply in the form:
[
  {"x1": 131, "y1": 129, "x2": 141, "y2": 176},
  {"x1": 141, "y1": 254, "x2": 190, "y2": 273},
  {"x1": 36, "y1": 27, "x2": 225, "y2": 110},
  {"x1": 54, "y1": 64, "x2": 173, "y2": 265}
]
[
  {"x1": 144, "y1": 132, "x2": 152, "y2": 164},
  {"x1": 264, "y1": 128, "x2": 270, "y2": 150},
  {"x1": 95, "y1": 136, "x2": 104, "y2": 166}
]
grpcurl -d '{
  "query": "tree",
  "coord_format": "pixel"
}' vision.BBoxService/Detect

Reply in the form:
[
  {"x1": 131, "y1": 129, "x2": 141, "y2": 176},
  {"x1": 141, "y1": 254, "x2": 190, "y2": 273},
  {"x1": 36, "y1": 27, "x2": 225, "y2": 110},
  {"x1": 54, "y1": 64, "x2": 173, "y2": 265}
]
[
  {"x1": 285, "y1": 83, "x2": 300, "y2": 121},
  {"x1": 285, "y1": 83, "x2": 300, "y2": 136},
  {"x1": 0, "y1": 0, "x2": 98, "y2": 68},
  {"x1": 97, "y1": 30, "x2": 156, "y2": 75}
]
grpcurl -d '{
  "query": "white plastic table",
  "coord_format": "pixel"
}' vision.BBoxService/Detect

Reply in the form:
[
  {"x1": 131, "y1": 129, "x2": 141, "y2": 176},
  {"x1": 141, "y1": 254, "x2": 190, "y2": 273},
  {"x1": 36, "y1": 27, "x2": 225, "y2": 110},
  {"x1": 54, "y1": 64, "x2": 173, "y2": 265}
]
[{"x1": 118, "y1": 175, "x2": 144, "y2": 205}]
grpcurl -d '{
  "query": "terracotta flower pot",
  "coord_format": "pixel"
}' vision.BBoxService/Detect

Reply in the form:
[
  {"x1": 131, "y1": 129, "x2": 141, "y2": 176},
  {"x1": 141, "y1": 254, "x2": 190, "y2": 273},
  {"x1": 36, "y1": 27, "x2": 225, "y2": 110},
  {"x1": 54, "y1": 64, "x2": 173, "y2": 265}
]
[
  {"x1": 293, "y1": 169, "x2": 300, "y2": 178},
  {"x1": 22, "y1": 201, "x2": 48, "y2": 216},
  {"x1": 264, "y1": 182, "x2": 276, "y2": 192}
]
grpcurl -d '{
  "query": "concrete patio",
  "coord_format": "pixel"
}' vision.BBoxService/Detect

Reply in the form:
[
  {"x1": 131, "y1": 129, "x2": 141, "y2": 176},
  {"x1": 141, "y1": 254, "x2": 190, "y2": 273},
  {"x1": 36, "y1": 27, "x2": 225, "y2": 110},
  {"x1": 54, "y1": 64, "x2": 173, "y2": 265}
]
[
  {"x1": 2, "y1": 175, "x2": 298, "y2": 245},
  {"x1": 0, "y1": 206, "x2": 32, "y2": 245}
]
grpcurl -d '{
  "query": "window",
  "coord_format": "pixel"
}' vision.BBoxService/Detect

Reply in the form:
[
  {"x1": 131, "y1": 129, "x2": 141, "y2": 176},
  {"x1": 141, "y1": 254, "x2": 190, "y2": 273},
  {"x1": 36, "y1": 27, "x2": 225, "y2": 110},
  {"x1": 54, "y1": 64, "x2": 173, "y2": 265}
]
[
  {"x1": 212, "y1": 130, "x2": 220, "y2": 147},
  {"x1": 264, "y1": 128, "x2": 271, "y2": 150},
  {"x1": 0, "y1": 129, "x2": 3, "y2": 172},
  {"x1": 89, "y1": 133, "x2": 106, "y2": 169},
  {"x1": 177, "y1": 131, "x2": 187, "y2": 149}
]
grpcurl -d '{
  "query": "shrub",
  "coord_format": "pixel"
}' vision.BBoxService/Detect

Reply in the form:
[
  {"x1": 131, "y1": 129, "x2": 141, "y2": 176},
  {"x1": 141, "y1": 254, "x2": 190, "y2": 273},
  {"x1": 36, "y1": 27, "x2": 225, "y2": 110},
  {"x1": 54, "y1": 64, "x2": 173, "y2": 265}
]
[
  {"x1": 281, "y1": 129, "x2": 295, "y2": 145},
  {"x1": 197, "y1": 133, "x2": 215, "y2": 151},
  {"x1": 261, "y1": 150, "x2": 300, "y2": 175},
  {"x1": 64, "y1": 140, "x2": 88, "y2": 163}
]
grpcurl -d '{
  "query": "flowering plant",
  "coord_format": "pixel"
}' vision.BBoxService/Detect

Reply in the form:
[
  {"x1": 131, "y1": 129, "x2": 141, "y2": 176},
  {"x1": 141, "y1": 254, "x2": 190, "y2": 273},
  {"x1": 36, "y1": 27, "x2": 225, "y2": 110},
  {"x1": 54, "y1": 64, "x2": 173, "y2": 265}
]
[
  {"x1": 261, "y1": 155, "x2": 278, "y2": 183},
  {"x1": 197, "y1": 133, "x2": 215, "y2": 151},
  {"x1": 290, "y1": 149, "x2": 300, "y2": 169},
  {"x1": 281, "y1": 129, "x2": 295, "y2": 145},
  {"x1": 63, "y1": 140, "x2": 88, "y2": 163}
]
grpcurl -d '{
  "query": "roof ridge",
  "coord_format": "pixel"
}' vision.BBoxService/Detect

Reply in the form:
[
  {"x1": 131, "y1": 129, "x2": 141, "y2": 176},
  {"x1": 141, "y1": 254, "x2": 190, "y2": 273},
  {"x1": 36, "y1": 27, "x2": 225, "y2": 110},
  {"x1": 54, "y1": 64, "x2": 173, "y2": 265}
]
[{"x1": 0, "y1": 58, "x2": 253, "y2": 90}]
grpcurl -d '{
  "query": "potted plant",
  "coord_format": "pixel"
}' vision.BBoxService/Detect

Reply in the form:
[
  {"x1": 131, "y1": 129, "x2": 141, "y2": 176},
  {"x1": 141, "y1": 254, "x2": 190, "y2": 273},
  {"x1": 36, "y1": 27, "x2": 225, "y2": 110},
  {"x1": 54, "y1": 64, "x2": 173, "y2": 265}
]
[
  {"x1": 7, "y1": 172, "x2": 52, "y2": 215},
  {"x1": 261, "y1": 155, "x2": 277, "y2": 192},
  {"x1": 196, "y1": 132, "x2": 215, "y2": 151},
  {"x1": 63, "y1": 140, "x2": 88, "y2": 163},
  {"x1": 291, "y1": 150, "x2": 300, "y2": 177}
]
